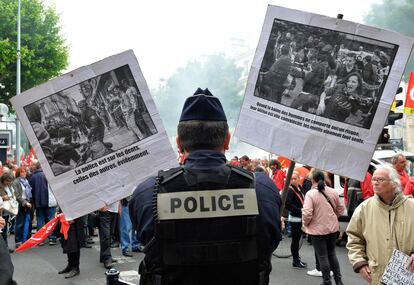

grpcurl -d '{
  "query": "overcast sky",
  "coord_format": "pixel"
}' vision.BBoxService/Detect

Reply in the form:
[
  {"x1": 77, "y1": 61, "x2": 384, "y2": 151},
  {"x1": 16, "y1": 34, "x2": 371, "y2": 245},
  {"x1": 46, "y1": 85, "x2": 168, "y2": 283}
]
[{"x1": 47, "y1": 0, "x2": 379, "y2": 88}]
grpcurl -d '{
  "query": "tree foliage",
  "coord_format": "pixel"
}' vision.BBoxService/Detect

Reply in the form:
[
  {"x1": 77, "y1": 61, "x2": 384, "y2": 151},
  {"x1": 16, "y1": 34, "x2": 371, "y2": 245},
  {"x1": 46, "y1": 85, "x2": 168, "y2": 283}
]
[
  {"x1": 0, "y1": 0, "x2": 68, "y2": 109},
  {"x1": 152, "y1": 54, "x2": 245, "y2": 139},
  {"x1": 364, "y1": 0, "x2": 414, "y2": 79}
]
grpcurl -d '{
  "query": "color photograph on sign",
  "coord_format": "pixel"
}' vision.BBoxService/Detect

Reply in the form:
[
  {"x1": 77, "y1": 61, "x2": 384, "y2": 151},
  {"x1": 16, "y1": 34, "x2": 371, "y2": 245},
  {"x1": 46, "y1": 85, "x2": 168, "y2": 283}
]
[{"x1": 235, "y1": 5, "x2": 414, "y2": 180}]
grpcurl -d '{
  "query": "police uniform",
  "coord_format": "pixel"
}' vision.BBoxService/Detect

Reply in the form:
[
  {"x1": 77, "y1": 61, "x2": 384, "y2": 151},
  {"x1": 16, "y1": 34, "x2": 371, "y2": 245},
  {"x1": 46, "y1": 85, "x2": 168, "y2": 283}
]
[{"x1": 129, "y1": 89, "x2": 282, "y2": 285}]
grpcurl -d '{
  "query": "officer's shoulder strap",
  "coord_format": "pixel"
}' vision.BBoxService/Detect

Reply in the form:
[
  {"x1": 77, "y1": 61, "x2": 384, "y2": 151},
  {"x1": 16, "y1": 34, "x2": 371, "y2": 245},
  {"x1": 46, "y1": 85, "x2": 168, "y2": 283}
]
[
  {"x1": 227, "y1": 165, "x2": 254, "y2": 182},
  {"x1": 158, "y1": 166, "x2": 185, "y2": 185}
]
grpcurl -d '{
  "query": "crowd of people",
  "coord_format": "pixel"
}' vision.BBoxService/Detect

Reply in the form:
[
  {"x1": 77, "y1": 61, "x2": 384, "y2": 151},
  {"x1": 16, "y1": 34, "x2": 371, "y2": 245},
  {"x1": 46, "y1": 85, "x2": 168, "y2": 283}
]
[
  {"x1": 3, "y1": 87, "x2": 414, "y2": 285},
  {"x1": 256, "y1": 21, "x2": 395, "y2": 129},
  {"x1": 0, "y1": 159, "x2": 141, "y2": 282},
  {"x1": 1, "y1": 149, "x2": 414, "y2": 284},
  {"x1": 227, "y1": 152, "x2": 414, "y2": 285}
]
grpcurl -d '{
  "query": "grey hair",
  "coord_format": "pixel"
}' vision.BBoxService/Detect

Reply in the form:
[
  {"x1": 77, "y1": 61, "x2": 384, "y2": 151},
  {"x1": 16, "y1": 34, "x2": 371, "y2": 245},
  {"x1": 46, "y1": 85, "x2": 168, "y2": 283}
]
[
  {"x1": 391, "y1": 153, "x2": 405, "y2": 165},
  {"x1": 0, "y1": 171, "x2": 14, "y2": 184},
  {"x1": 375, "y1": 165, "x2": 401, "y2": 193},
  {"x1": 31, "y1": 159, "x2": 41, "y2": 170}
]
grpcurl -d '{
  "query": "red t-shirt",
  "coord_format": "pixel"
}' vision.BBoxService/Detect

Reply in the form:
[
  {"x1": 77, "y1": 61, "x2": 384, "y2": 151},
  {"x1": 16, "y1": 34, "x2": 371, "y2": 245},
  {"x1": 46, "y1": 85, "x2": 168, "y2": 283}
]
[{"x1": 272, "y1": 169, "x2": 286, "y2": 191}]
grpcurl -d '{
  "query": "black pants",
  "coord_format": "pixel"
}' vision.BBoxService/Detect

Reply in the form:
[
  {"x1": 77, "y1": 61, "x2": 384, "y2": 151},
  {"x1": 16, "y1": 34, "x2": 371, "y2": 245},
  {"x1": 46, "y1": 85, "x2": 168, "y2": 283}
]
[
  {"x1": 0, "y1": 235, "x2": 14, "y2": 284},
  {"x1": 311, "y1": 233, "x2": 341, "y2": 285},
  {"x1": 1, "y1": 215, "x2": 9, "y2": 247},
  {"x1": 98, "y1": 211, "x2": 117, "y2": 262},
  {"x1": 68, "y1": 251, "x2": 80, "y2": 269},
  {"x1": 290, "y1": 222, "x2": 302, "y2": 262}
]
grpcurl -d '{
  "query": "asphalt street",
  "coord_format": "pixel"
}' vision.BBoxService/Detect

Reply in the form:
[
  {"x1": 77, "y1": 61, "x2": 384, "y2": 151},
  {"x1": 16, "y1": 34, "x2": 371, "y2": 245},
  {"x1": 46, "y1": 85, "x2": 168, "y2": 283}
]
[{"x1": 9, "y1": 232, "x2": 367, "y2": 285}]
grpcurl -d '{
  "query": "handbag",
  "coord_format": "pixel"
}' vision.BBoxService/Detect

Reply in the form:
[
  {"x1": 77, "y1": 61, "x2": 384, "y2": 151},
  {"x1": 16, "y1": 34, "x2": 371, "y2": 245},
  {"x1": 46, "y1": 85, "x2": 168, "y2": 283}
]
[{"x1": 3, "y1": 198, "x2": 19, "y2": 216}]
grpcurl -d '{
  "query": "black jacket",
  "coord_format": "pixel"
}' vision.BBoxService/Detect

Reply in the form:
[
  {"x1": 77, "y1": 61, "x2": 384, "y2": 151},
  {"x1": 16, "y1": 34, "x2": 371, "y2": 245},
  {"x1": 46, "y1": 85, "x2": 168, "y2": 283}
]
[{"x1": 285, "y1": 184, "x2": 305, "y2": 218}]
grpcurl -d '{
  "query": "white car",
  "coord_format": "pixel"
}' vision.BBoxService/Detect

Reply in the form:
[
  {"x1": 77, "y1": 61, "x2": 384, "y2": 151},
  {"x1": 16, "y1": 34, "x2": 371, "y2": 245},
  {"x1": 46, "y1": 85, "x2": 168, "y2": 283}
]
[
  {"x1": 372, "y1": 149, "x2": 414, "y2": 176},
  {"x1": 332, "y1": 149, "x2": 414, "y2": 220}
]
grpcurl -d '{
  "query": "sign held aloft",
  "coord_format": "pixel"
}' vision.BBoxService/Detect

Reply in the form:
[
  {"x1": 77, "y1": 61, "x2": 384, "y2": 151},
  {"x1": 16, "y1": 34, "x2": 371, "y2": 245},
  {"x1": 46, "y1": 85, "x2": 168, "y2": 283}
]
[
  {"x1": 235, "y1": 5, "x2": 414, "y2": 180},
  {"x1": 11, "y1": 50, "x2": 177, "y2": 219}
]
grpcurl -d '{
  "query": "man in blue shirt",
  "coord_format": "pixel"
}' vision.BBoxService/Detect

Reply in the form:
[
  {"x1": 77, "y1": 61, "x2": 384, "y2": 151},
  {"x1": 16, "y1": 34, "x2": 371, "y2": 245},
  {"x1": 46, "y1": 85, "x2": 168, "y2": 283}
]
[{"x1": 129, "y1": 88, "x2": 282, "y2": 285}]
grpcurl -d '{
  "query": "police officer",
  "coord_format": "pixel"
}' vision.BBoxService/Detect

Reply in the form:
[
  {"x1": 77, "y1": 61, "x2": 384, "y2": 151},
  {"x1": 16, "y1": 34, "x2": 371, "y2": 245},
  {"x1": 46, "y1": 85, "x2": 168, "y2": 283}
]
[{"x1": 129, "y1": 88, "x2": 282, "y2": 285}]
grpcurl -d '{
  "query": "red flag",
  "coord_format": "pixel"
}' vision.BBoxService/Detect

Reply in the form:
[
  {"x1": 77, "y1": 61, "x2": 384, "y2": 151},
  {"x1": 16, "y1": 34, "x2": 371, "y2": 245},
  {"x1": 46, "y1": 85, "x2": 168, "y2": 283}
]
[
  {"x1": 60, "y1": 215, "x2": 70, "y2": 240},
  {"x1": 404, "y1": 72, "x2": 414, "y2": 115},
  {"x1": 16, "y1": 213, "x2": 69, "y2": 253},
  {"x1": 277, "y1": 156, "x2": 291, "y2": 169}
]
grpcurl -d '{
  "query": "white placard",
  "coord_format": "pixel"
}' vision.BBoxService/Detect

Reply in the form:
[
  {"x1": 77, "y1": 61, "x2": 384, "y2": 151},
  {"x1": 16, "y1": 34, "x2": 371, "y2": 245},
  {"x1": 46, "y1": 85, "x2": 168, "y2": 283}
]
[
  {"x1": 11, "y1": 50, "x2": 177, "y2": 219},
  {"x1": 235, "y1": 5, "x2": 414, "y2": 180},
  {"x1": 381, "y1": 250, "x2": 414, "y2": 285}
]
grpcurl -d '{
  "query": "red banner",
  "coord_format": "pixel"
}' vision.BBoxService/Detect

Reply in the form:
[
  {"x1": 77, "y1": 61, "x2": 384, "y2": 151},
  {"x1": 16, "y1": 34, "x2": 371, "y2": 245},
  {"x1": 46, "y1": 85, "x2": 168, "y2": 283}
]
[
  {"x1": 277, "y1": 156, "x2": 291, "y2": 169},
  {"x1": 16, "y1": 213, "x2": 69, "y2": 253},
  {"x1": 404, "y1": 72, "x2": 414, "y2": 115}
]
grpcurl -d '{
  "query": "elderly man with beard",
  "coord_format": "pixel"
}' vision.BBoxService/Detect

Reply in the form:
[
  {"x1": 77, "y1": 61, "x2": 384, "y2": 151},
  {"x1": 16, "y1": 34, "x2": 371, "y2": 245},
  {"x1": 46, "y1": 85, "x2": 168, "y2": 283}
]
[{"x1": 347, "y1": 165, "x2": 414, "y2": 284}]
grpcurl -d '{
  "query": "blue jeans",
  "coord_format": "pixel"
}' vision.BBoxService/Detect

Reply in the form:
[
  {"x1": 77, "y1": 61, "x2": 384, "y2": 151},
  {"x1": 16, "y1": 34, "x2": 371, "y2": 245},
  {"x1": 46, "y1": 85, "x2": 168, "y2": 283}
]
[
  {"x1": 120, "y1": 204, "x2": 140, "y2": 252},
  {"x1": 36, "y1": 207, "x2": 49, "y2": 231},
  {"x1": 14, "y1": 206, "x2": 27, "y2": 244},
  {"x1": 36, "y1": 207, "x2": 56, "y2": 241},
  {"x1": 48, "y1": 207, "x2": 56, "y2": 241}
]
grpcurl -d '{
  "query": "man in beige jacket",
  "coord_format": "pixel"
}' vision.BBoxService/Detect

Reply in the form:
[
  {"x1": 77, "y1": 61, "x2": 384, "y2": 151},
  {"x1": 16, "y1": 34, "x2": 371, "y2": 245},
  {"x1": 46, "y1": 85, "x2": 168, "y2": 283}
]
[{"x1": 347, "y1": 165, "x2": 414, "y2": 284}]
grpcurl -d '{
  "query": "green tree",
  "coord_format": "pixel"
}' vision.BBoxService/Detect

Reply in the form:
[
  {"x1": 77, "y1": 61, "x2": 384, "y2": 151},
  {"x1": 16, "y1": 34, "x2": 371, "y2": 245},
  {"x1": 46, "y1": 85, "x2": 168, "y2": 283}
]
[
  {"x1": 153, "y1": 53, "x2": 245, "y2": 138},
  {"x1": 0, "y1": 0, "x2": 68, "y2": 109},
  {"x1": 364, "y1": 0, "x2": 414, "y2": 79}
]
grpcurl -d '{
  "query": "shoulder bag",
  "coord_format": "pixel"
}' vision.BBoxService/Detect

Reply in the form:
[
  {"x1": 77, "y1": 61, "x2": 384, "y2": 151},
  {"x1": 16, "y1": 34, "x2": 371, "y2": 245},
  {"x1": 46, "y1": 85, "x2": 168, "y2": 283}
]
[{"x1": 3, "y1": 198, "x2": 19, "y2": 216}]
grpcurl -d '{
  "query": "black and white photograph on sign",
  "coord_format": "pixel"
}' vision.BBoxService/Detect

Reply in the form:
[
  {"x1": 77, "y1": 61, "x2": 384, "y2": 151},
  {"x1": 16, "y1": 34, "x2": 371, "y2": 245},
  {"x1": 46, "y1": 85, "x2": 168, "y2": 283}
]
[
  {"x1": 255, "y1": 18, "x2": 398, "y2": 129},
  {"x1": 23, "y1": 64, "x2": 157, "y2": 176},
  {"x1": 236, "y1": 5, "x2": 413, "y2": 181},
  {"x1": 11, "y1": 50, "x2": 177, "y2": 220}
]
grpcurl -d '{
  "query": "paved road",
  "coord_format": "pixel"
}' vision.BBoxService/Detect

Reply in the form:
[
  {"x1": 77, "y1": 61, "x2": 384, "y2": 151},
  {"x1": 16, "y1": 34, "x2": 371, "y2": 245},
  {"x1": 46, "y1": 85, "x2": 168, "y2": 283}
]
[{"x1": 10, "y1": 233, "x2": 366, "y2": 285}]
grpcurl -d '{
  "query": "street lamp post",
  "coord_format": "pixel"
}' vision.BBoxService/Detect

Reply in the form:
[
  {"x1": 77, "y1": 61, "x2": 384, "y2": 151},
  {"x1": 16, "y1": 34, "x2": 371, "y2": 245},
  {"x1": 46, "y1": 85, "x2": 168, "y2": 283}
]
[{"x1": 16, "y1": 0, "x2": 21, "y2": 165}]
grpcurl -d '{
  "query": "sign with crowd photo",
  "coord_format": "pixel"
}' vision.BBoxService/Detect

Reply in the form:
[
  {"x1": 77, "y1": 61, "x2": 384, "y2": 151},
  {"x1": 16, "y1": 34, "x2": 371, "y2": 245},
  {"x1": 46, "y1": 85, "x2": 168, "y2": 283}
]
[
  {"x1": 11, "y1": 50, "x2": 177, "y2": 219},
  {"x1": 381, "y1": 250, "x2": 414, "y2": 285},
  {"x1": 235, "y1": 5, "x2": 414, "y2": 180}
]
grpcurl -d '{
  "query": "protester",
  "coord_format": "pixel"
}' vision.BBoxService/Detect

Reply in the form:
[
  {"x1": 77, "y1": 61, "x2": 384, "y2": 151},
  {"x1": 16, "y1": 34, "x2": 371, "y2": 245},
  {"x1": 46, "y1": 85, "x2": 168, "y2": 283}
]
[
  {"x1": 269, "y1": 159, "x2": 285, "y2": 190},
  {"x1": 403, "y1": 177, "x2": 414, "y2": 196},
  {"x1": 239, "y1": 155, "x2": 250, "y2": 169},
  {"x1": 302, "y1": 169, "x2": 345, "y2": 285},
  {"x1": 129, "y1": 88, "x2": 282, "y2": 284},
  {"x1": 347, "y1": 165, "x2": 414, "y2": 284},
  {"x1": 0, "y1": 171, "x2": 15, "y2": 250},
  {"x1": 285, "y1": 171, "x2": 307, "y2": 268},
  {"x1": 58, "y1": 217, "x2": 84, "y2": 279},
  {"x1": 12, "y1": 167, "x2": 33, "y2": 247},
  {"x1": 344, "y1": 171, "x2": 374, "y2": 218},
  {"x1": 28, "y1": 160, "x2": 57, "y2": 246},
  {"x1": 120, "y1": 197, "x2": 140, "y2": 257},
  {"x1": 98, "y1": 201, "x2": 119, "y2": 269},
  {"x1": 0, "y1": 216, "x2": 17, "y2": 285},
  {"x1": 391, "y1": 153, "x2": 409, "y2": 190}
]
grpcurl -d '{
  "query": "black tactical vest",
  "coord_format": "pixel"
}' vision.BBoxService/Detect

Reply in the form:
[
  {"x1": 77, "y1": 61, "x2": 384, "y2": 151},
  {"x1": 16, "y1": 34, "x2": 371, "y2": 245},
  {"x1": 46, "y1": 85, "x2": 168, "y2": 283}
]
[{"x1": 146, "y1": 164, "x2": 262, "y2": 285}]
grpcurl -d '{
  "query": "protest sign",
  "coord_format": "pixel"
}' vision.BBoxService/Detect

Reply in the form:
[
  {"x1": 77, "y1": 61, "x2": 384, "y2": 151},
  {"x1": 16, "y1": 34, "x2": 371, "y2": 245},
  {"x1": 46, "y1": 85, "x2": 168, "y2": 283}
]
[
  {"x1": 381, "y1": 249, "x2": 414, "y2": 285},
  {"x1": 235, "y1": 5, "x2": 414, "y2": 180},
  {"x1": 11, "y1": 50, "x2": 177, "y2": 219}
]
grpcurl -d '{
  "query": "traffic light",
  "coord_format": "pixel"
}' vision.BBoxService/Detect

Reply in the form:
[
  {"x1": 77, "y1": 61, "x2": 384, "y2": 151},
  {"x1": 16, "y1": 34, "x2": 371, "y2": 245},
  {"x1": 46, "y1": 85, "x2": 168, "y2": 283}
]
[
  {"x1": 386, "y1": 87, "x2": 403, "y2": 126},
  {"x1": 377, "y1": 129, "x2": 389, "y2": 144}
]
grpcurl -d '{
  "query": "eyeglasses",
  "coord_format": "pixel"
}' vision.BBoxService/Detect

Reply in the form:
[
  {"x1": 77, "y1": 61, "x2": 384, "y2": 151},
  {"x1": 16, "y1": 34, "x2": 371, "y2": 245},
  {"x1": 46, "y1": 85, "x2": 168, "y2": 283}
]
[{"x1": 372, "y1": 177, "x2": 391, "y2": 183}]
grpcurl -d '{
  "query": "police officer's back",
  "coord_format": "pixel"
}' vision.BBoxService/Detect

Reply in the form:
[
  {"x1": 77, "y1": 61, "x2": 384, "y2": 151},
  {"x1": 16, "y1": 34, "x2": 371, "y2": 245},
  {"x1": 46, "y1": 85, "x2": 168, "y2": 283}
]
[{"x1": 129, "y1": 88, "x2": 282, "y2": 285}]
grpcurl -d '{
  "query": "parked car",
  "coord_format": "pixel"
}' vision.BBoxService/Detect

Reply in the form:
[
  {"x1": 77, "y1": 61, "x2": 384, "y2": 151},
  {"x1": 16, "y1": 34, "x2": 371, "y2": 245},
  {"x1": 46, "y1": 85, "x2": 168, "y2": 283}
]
[{"x1": 332, "y1": 149, "x2": 414, "y2": 218}]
